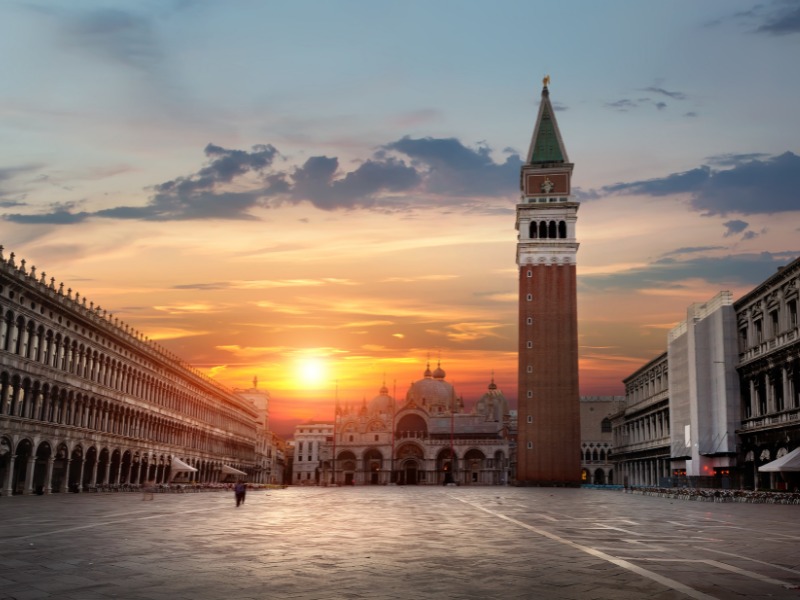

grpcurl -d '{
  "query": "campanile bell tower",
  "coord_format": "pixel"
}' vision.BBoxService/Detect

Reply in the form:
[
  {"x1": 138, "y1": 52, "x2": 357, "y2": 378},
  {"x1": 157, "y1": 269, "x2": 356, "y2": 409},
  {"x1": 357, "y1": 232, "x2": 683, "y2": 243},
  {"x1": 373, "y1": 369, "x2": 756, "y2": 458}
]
[{"x1": 515, "y1": 77, "x2": 581, "y2": 485}]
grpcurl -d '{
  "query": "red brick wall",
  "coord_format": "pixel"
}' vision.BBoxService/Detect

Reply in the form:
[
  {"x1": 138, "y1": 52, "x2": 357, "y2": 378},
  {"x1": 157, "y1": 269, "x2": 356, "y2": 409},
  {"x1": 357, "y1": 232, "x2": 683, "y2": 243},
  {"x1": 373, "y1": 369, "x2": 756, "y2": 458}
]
[{"x1": 517, "y1": 263, "x2": 581, "y2": 484}]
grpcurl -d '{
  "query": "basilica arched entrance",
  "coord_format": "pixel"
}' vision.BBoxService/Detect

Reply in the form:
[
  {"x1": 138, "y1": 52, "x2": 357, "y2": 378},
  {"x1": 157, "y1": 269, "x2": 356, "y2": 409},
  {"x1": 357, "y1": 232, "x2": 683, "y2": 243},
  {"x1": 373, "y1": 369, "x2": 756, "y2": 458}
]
[
  {"x1": 437, "y1": 448, "x2": 456, "y2": 485},
  {"x1": 395, "y1": 442, "x2": 423, "y2": 485},
  {"x1": 400, "y1": 459, "x2": 420, "y2": 485},
  {"x1": 336, "y1": 451, "x2": 357, "y2": 485},
  {"x1": 363, "y1": 449, "x2": 383, "y2": 485}
]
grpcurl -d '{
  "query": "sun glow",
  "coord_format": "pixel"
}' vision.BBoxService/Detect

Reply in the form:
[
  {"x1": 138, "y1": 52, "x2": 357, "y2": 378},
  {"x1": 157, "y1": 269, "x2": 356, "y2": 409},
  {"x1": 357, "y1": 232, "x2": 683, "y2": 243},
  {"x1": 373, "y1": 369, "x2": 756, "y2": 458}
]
[{"x1": 297, "y1": 357, "x2": 328, "y2": 388}]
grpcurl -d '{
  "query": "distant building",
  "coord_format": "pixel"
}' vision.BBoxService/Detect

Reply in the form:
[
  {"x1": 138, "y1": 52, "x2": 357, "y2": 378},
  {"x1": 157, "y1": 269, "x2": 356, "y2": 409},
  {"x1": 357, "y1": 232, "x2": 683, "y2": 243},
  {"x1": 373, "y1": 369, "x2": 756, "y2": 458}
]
[
  {"x1": 735, "y1": 258, "x2": 800, "y2": 489},
  {"x1": 315, "y1": 363, "x2": 514, "y2": 486},
  {"x1": 580, "y1": 396, "x2": 624, "y2": 485},
  {"x1": 614, "y1": 256, "x2": 800, "y2": 490},
  {"x1": 612, "y1": 353, "x2": 671, "y2": 487},
  {"x1": 0, "y1": 247, "x2": 260, "y2": 495},
  {"x1": 234, "y1": 377, "x2": 286, "y2": 484},
  {"x1": 292, "y1": 422, "x2": 333, "y2": 485}
]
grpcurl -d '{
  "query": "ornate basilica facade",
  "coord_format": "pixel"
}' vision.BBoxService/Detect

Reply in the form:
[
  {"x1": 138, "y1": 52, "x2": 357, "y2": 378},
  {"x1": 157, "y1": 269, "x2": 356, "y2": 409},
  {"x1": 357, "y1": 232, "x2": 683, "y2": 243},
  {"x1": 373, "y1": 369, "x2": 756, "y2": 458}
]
[
  {"x1": 0, "y1": 247, "x2": 264, "y2": 495},
  {"x1": 320, "y1": 363, "x2": 514, "y2": 486}
]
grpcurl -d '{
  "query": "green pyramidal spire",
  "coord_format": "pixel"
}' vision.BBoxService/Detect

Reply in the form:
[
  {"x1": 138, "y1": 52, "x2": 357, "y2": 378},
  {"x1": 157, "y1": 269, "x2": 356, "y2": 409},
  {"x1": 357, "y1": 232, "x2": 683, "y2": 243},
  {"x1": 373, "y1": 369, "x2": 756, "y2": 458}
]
[{"x1": 526, "y1": 76, "x2": 569, "y2": 165}]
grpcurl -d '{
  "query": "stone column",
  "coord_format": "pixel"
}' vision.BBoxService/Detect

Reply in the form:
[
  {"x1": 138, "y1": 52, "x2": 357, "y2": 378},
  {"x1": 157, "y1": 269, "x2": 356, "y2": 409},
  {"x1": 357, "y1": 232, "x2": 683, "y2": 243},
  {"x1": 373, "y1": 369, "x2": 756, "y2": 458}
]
[
  {"x1": 60, "y1": 459, "x2": 71, "y2": 493},
  {"x1": 24, "y1": 455, "x2": 36, "y2": 495},
  {"x1": 76, "y1": 459, "x2": 86, "y2": 492},
  {"x1": 45, "y1": 457, "x2": 55, "y2": 494},
  {"x1": 90, "y1": 460, "x2": 99, "y2": 488},
  {"x1": 781, "y1": 367, "x2": 789, "y2": 411},
  {"x1": 3, "y1": 454, "x2": 16, "y2": 496}
]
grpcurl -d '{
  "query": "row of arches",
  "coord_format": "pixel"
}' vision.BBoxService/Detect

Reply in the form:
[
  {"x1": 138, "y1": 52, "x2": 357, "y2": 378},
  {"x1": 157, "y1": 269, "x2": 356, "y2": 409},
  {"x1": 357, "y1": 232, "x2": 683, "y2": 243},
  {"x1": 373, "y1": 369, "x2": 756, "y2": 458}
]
[
  {"x1": 582, "y1": 447, "x2": 608, "y2": 462},
  {"x1": 581, "y1": 468, "x2": 614, "y2": 485},
  {"x1": 315, "y1": 444, "x2": 508, "y2": 486},
  {"x1": 528, "y1": 220, "x2": 568, "y2": 239},
  {"x1": 1, "y1": 302, "x2": 252, "y2": 435},
  {"x1": 0, "y1": 435, "x2": 250, "y2": 495},
  {"x1": 0, "y1": 371, "x2": 253, "y2": 459}
]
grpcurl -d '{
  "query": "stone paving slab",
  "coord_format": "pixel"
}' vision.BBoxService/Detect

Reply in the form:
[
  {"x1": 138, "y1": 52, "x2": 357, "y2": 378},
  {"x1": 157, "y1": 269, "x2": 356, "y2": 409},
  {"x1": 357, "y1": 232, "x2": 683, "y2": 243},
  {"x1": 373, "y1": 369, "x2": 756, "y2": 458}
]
[{"x1": 0, "y1": 487, "x2": 799, "y2": 599}]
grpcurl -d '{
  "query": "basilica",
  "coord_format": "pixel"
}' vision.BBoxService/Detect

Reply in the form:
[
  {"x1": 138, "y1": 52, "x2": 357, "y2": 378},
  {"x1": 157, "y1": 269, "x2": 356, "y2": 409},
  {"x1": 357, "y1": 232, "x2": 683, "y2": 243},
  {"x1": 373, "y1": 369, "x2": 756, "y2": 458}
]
[{"x1": 318, "y1": 362, "x2": 515, "y2": 485}]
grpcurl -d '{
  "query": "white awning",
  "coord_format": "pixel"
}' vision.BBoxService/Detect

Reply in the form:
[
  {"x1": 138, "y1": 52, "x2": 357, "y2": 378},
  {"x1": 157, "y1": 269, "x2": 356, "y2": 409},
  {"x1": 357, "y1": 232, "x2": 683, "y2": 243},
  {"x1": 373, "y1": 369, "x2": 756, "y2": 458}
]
[
  {"x1": 221, "y1": 464, "x2": 247, "y2": 477},
  {"x1": 758, "y1": 447, "x2": 800, "y2": 472},
  {"x1": 171, "y1": 457, "x2": 198, "y2": 473}
]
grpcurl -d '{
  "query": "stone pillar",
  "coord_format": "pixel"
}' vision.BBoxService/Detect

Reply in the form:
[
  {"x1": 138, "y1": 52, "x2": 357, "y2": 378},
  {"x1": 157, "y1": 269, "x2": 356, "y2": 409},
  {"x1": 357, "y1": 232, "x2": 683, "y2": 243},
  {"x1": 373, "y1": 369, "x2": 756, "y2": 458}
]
[
  {"x1": 90, "y1": 460, "x2": 99, "y2": 488},
  {"x1": 24, "y1": 455, "x2": 36, "y2": 495},
  {"x1": 60, "y1": 459, "x2": 71, "y2": 493},
  {"x1": 45, "y1": 457, "x2": 55, "y2": 494},
  {"x1": 3, "y1": 454, "x2": 16, "y2": 496},
  {"x1": 19, "y1": 325, "x2": 29, "y2": 358},
  {"x1": 104, "y1": 460, "x2": 112, "y2": 485},
  {"x1": 782, "y1": 367, "x2": 789, "y2": 411},
  {"x1": 76, "y1": 459, "x2": 86, "y2": 492}
]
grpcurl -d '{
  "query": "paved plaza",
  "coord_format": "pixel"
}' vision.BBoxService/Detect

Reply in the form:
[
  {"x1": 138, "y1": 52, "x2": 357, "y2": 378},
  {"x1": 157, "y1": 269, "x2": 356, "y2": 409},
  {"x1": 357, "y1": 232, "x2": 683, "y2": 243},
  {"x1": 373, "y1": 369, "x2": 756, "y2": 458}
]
[{"x1": 1, "y1": 486, "x2": 799, "y2": 600}]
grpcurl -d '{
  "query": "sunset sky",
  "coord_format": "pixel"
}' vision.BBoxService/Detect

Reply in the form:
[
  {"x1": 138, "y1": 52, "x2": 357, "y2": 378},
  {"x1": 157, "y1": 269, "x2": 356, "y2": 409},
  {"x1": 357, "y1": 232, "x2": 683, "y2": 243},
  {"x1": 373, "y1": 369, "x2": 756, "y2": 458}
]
[{"x1": 2, "y1": 1, "x2": 799, "y2": 437}]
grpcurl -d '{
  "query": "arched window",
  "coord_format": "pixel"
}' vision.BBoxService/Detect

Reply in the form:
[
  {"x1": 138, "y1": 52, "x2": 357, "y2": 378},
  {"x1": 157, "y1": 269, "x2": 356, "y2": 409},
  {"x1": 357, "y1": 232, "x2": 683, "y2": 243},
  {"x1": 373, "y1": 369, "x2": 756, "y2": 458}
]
[
  {"x1": 539, "y1": 222, "x2": 547, "y2": 239},
  {"x1": 558, "y1": 220, "x2": 567, "y2": 238},
  {"x1": 529, "y1": 222, "x2": 538, "y2": 239},
  {"x1": 601, "y1": 418, "x2": 612, "y2": 433},
  {"x1": 548, "y1": 221, "x2": 557, "y2": 238}
]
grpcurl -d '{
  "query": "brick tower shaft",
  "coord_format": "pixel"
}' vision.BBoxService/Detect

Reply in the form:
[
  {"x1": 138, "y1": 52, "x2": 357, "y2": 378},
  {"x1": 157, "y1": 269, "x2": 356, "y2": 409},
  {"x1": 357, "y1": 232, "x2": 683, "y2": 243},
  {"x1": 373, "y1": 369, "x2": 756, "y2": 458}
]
[{"x1": 515, "y1": 78, "x2": 581, "y2": 485}]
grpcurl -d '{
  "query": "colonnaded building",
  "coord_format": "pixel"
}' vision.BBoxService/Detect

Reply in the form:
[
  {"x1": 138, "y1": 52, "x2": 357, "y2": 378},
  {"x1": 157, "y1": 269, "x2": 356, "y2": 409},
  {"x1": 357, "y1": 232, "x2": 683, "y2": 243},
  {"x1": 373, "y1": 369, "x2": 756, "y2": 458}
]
[
  {"x1": 0, "y1": 247, "x2": 281, "y2": 495},
  {"x1": 299, "y1": 362, "x2": 515, "y2": 486},
  {"x1": 612, "y1": 256, "x2": 800, "y2": 490}
]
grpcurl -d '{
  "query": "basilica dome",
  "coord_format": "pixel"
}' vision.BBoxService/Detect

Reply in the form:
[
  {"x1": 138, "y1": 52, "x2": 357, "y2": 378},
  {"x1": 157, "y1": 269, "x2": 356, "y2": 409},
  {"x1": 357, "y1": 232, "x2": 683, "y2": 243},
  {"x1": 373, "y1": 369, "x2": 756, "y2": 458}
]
[
  {"x1": 474, "y1": 375, "x2": 508, "y2": 422},
  {"x1": 406, "y1": 361, "x2": 457, "y2": 414},
  {"x1": 368, "y1": 382, "x2": 396, "y2": 415}
]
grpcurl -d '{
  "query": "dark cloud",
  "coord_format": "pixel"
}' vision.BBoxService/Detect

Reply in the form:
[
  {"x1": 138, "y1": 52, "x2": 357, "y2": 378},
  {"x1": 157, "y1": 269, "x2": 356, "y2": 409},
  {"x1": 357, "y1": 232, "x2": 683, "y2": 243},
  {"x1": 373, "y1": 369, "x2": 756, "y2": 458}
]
[
  {"x1": 602, "y1": 152, "x2": 800, "y2": 215},
  {"x1": 4, "y1": 135, "x2": 522, "y2": 223},
  {"x1": 384, "y1": 136, "x2": 522, "y2": 197},
  {"x1": 62, "y1": 7, "x2": 162, "y2": 69},
  {"x1": 756, "y1": 4, "x2": 800, "y2": 34},
  {"x1": 172, "y1": 282, "x2": 232, "y2": 291},
  {"x1": 606, "y1": 99, "x2": 637, "y2": 112},
  {"x1": 706, "y1": 152, "x2": 770, "y2": 167},
  {"x1": 661, "y1": 246, "x2": 726, "y2": 257},
  {"x1": 4, "y1": 209, "x2": 91, "y2": 225},
  {"x1": 290, "y1": 155, "x2": 420, "y2": 210},
  {"x1": 604, "y1": 166, "x2": 711, "y2": 197},
  {"x1": 707, "y1": 1, "x2": 800, "y2": 36},
  {"x1": 580, "y1": 252, "x2": 800, "y2": 293},
  {"x1": 643, "y1": 87, "x2": 687, "y2": 100},
  {"x1": 723, "y1": 219, "x2": 749, "y2": 237},
  {"x1": 606, "y1": 87, "x2": 686, "y2": 113},
  {"x1": 684, "y1": 112, "x2": 698, "y2": 118}
]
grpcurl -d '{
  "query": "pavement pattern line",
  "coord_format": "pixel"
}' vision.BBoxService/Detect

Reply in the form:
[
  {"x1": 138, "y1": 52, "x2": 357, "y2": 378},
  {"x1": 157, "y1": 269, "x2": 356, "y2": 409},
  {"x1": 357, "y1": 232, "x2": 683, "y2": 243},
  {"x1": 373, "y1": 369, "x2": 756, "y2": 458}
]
[
  {"x1": 454, "y1": 495, "x2": 720, "y2": 600},
  {"x1": 697, "y1": 546, "x2": 800, "y2": 576},
  {"x1": 7, "y1": 505, "x2": 221, "y2": 541},
  {"x1": 629, "y1": 558, "x2": 799, "y2": 590}
]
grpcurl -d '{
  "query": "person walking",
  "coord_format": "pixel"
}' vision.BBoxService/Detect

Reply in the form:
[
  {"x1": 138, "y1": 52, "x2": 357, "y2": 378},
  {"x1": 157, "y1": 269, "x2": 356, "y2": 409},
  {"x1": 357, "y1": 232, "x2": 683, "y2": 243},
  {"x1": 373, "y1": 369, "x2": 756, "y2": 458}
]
[{"x1": 234, "y1": 481, "x2": 246, "y2": 507}]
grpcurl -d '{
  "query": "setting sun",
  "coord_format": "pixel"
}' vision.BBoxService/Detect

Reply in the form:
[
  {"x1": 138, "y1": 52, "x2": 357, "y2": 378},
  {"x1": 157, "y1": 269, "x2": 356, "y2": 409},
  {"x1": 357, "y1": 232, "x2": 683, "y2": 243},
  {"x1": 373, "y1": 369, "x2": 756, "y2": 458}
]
[{"x1": 297, "y1": 357, "x2": 329, "y2": 388}]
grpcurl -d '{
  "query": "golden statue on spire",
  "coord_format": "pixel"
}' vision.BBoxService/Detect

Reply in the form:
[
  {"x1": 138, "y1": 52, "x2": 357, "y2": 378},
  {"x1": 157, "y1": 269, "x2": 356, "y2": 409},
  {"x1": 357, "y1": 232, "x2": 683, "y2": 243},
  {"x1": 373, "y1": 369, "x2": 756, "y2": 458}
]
[{"x1": 543, "y1": 75, "x2": 550, "y2": 88}]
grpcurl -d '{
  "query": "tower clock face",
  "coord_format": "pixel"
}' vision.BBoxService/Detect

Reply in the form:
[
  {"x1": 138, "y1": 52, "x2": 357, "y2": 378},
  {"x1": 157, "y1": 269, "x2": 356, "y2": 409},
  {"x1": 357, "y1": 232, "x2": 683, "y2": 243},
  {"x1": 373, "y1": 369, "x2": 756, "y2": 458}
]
[{"x1": 523, "y1": 172, "x2": 570, "y2": 196}]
